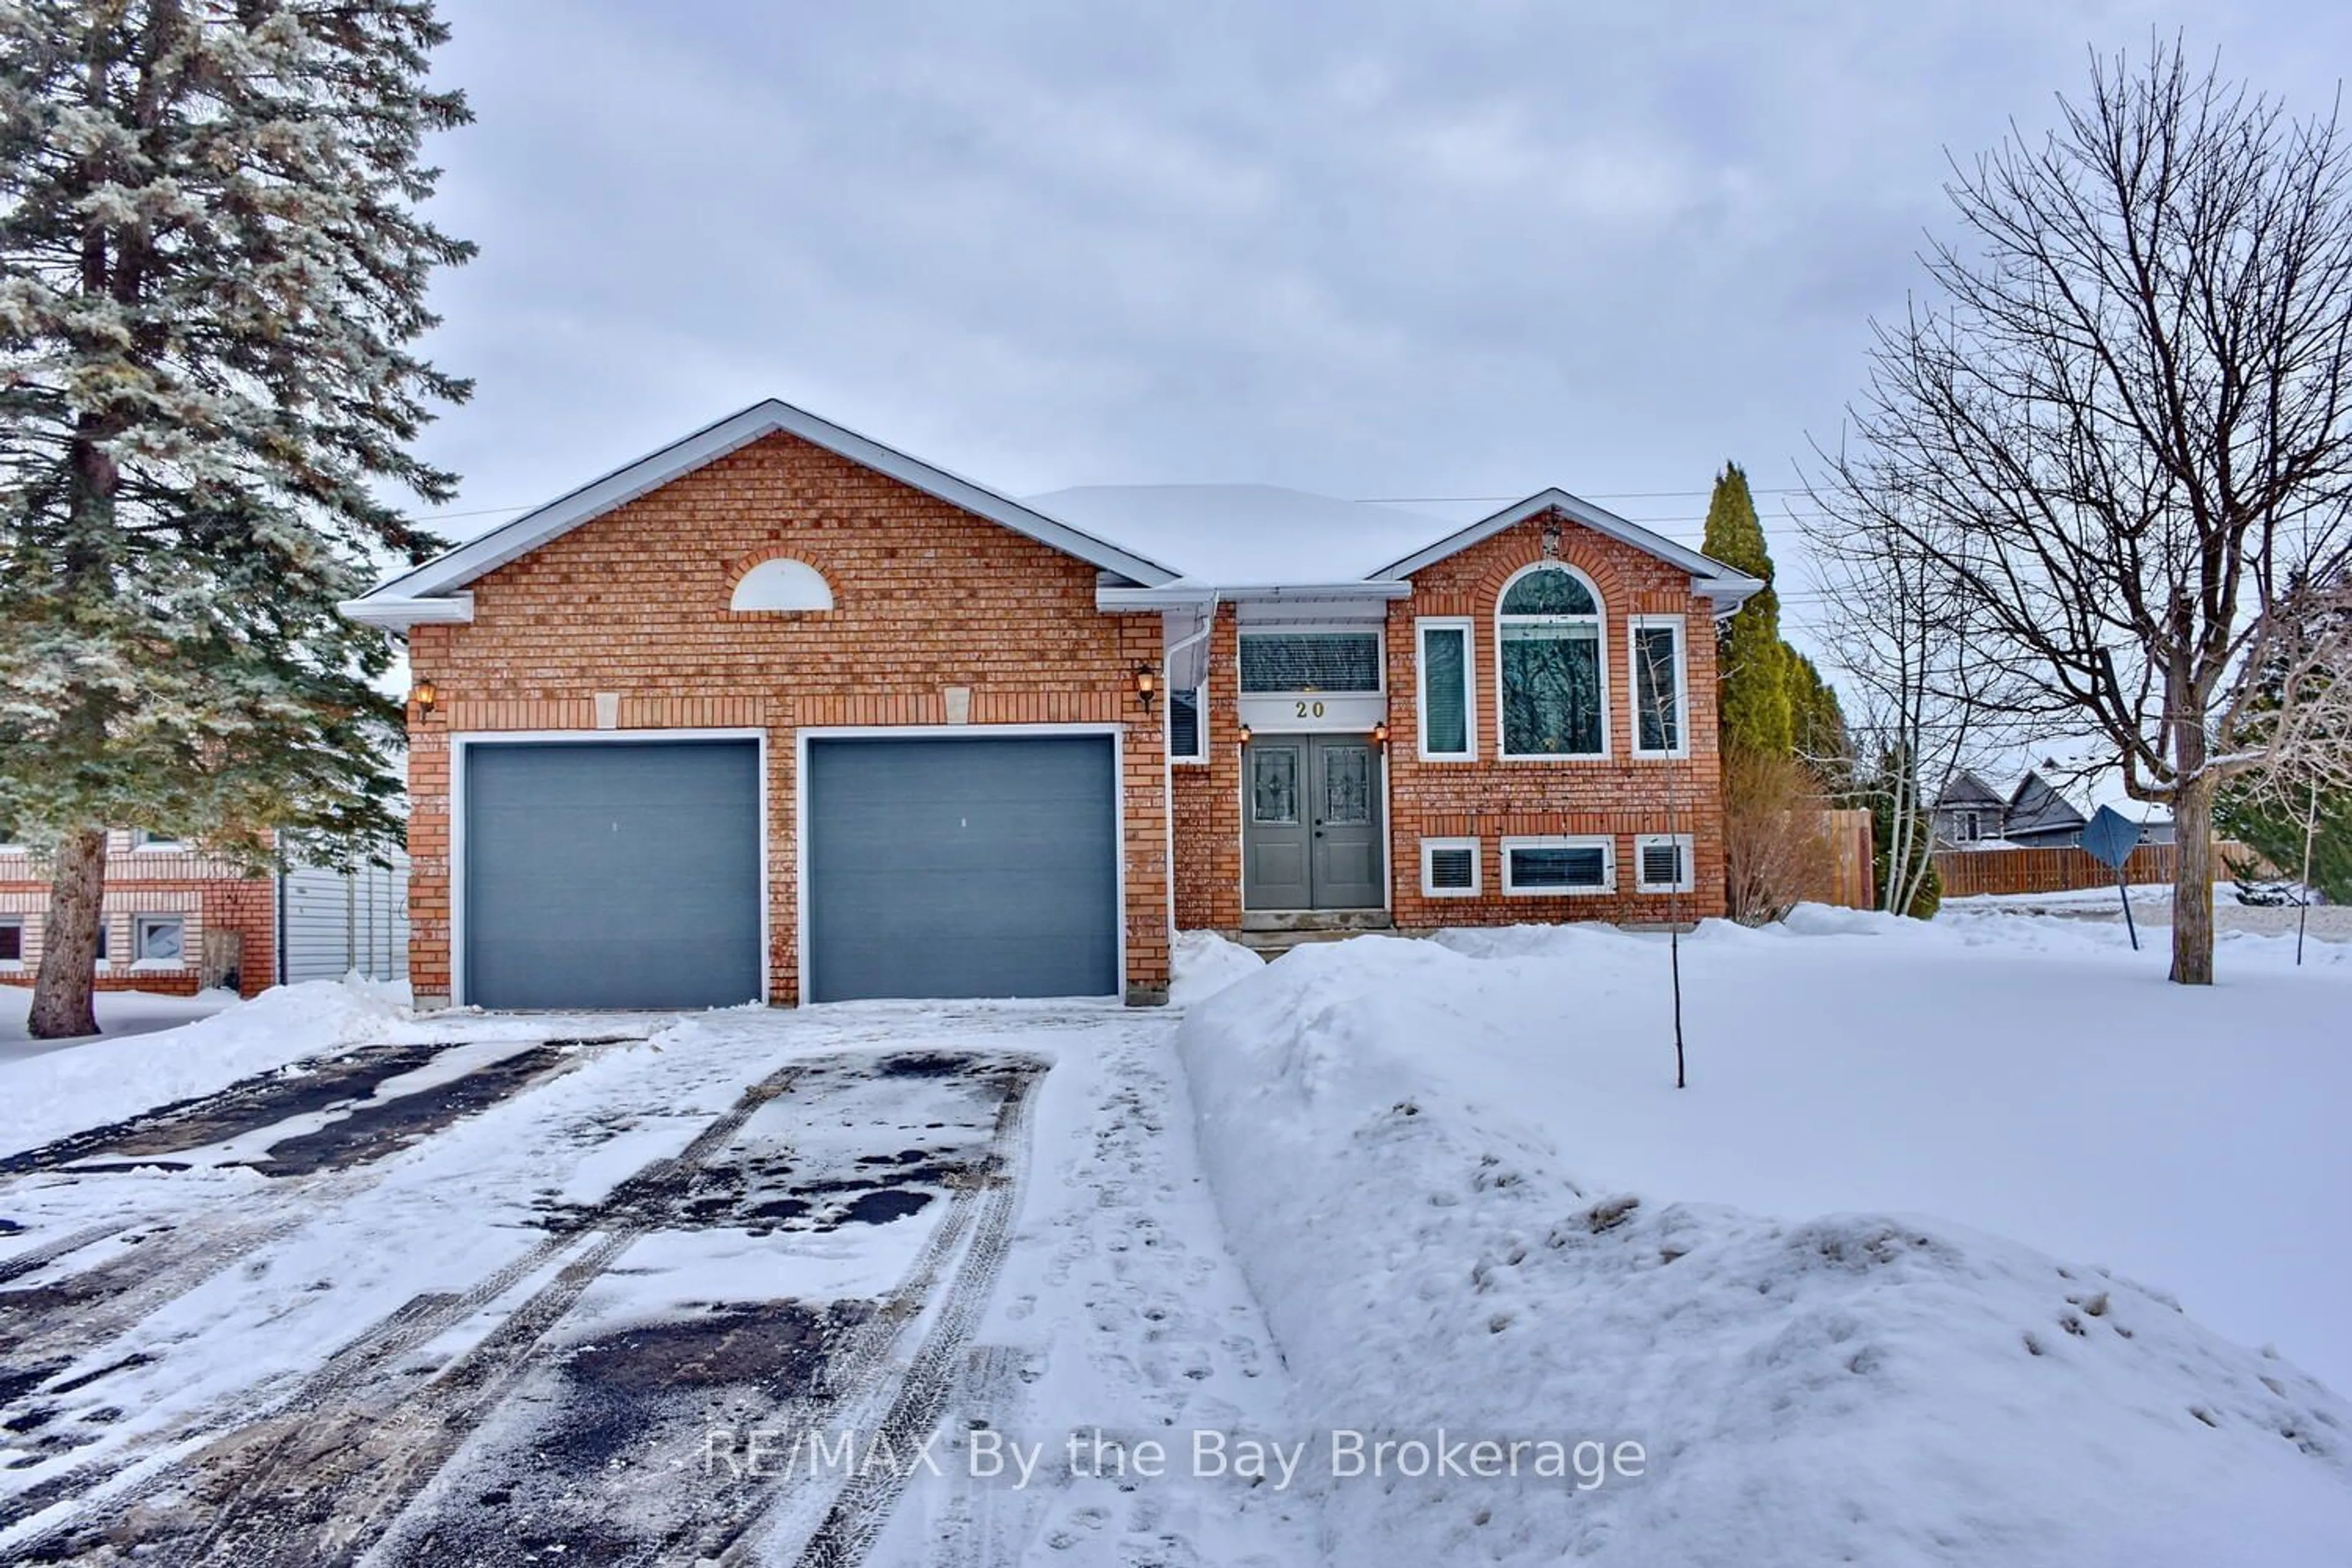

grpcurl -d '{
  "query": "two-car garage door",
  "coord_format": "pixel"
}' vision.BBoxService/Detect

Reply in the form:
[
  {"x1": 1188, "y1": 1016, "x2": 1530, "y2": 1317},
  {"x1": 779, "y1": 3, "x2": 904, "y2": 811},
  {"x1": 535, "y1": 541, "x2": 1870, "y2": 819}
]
[{"x1": 461, "y1": 734, "x2": 1118, "y2": 1009}]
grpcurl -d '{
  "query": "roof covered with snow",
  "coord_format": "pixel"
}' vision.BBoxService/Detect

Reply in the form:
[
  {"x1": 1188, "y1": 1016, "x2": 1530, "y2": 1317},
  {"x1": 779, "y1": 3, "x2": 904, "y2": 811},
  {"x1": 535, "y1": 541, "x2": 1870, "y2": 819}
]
[{"x1": 1020, "y1": 484, "x2": 1460, "y2": 589}]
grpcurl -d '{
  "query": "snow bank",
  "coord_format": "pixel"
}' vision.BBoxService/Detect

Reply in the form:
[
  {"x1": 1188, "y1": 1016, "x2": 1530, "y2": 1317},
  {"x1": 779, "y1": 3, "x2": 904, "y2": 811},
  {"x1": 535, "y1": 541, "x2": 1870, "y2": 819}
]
[
  {"x1": 0, "y1": 979, "x2": 413, "y2": 1157},
  {"x1": 1168, "y1": 929, "x2": 1264, "y2": 1006},
  {"x1": 1179, "y1": 935, "x2": 2352, "y2": 1566}
]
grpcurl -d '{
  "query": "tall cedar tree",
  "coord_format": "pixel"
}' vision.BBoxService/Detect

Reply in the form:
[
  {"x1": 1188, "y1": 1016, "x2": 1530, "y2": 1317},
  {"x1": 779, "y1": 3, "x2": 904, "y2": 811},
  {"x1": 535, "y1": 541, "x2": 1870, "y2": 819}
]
[
  {"x1": 1700, "y1": 463, "x2": 1793, "y2": 756},
  {"x1": 0, "y1": 1, "x2": 472, "y2": 1036},
  {"x1": 1786, "y1": 649, "x2": 1852, "y2": 790}
]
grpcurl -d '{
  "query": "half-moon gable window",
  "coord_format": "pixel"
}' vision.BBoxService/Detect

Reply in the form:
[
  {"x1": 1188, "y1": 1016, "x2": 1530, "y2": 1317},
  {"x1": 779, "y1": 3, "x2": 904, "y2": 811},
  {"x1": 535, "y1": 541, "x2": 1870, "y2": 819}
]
[{"x1": 730, "y1": 557, "x2": 834, "y2": 612}]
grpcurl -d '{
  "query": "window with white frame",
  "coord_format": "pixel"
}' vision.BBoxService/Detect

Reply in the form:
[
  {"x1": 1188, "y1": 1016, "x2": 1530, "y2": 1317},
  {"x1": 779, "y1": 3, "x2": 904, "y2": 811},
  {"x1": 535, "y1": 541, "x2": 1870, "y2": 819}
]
[
  {"x1": 1502, "y1": 835, "x2": 1615, "y2": 895},
  {"x1": 1420, "y1": 837, "x2": 1481, "y2": 897},
  {"x1": 1629, "y1": 616, "x2": 1686, "y2": 758},
  {"x1": 1958, "y1": 810, "x2": 1981, "y2": 843},
  {"x1": 1238, "y1": 631, "x2": 1381, "y2": 694},
  {"x1": 133, "y1": 914, "x2": 185, "y2": 967},
  {"x1": 1498, "y1": 565, "x2": 1605, "y2": 757},
  {"x1": 0, "y1": 918, "x2": 22, "y2": 966},
  {"x1": 131, "y1": 829, "x2": 184, "y2": 851},
  {"x1": 94, "y1": 919, "x2": 110, "y2": 966},
  {"x1": 1635, "y1": 834, "x2": 1695, "y2": 894},
  {"x1": 1167, "y1": 686, "x2": 1207, "y2": 763},
  {"x1": 1415, "y1": 619, "x2": 1475, "y2": 759}
]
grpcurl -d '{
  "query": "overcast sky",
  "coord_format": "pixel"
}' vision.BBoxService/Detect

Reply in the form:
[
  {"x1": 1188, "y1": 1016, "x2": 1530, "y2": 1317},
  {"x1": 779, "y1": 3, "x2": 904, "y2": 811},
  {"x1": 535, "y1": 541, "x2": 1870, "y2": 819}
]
[{"x1": 412, "y1": 1, "x2": 2351, "y2": 652}]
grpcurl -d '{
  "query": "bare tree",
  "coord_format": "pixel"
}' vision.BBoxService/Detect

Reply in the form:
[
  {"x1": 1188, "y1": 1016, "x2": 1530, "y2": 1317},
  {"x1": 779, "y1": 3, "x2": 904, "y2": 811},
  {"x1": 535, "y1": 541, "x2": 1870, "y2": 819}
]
[
  {"x1": 1821, "y1": 40, "x2": 2352, "y2": 982},
  {"x1": 1803, "y1": 481, "x2": 2016, "y2": 918}
]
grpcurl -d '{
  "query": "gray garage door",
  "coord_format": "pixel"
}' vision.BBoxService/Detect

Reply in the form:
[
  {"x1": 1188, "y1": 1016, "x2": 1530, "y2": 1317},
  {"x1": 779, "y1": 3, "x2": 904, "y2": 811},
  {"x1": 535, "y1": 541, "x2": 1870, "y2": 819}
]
[
  {"x1": 464, "y1": 740, "x2": 762, "y2": 1009},
  {"x1": 805, "y1": 735, "x2": 1118, "y2": 1002}
]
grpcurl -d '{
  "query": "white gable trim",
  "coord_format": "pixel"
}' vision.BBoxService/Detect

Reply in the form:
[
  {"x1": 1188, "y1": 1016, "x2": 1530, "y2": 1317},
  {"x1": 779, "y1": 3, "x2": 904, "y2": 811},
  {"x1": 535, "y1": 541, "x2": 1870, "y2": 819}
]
[
  {"x1": 352, "y1": 399, "x2": 1182, "y2": 617},
  {"x1": 1374, "y1": 488, "x2": 1764, "y2": 615}
]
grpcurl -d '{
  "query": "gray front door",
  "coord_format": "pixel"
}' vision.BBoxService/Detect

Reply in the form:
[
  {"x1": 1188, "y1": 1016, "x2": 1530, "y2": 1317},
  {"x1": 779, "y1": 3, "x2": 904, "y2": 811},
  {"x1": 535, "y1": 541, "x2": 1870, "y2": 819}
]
[
  {"x1": 1243, "y1": 735, "x2": 1384, "y2": 910},
  {"x1": 464, "y1": 739, "x2": 763, "y2": 1010},
  {"x1": 805, "y1": 734, "x2": 1119, "y2": 1002}
]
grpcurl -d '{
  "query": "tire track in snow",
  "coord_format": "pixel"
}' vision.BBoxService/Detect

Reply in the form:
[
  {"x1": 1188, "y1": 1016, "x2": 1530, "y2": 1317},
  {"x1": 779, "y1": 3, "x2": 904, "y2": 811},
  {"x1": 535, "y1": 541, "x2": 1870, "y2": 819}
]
[{"x1": 0, "y1": 1057, "x2": 806, "y2": 1557}]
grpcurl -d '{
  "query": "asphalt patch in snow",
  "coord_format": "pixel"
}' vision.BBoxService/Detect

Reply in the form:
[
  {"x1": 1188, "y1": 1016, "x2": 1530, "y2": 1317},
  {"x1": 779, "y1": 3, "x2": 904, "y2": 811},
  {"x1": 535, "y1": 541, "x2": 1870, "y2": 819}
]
[
  {"x1": 5, "y1": 1046, "x2": 1047, "y2": 1565},
  {"x1": 0, "y1": 1037, "x2": 627, "y2": 1180}
]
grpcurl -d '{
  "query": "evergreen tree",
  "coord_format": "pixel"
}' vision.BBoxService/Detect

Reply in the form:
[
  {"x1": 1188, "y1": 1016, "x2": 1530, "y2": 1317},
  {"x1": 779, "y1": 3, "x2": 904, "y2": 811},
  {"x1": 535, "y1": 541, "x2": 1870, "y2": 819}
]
[
  {"x1": 1786, "y1": 650, "x2": 1852, "y2": 790},
  {"x1": 2217, "y1": 785, "x2": 2350, "y2": 903},
  {"x1": 0, "y1": 1, "x2": 472, "y2": 1037},
  {"x1": 1700, "y1": 462, "x2": 1793, "y2": 755}
]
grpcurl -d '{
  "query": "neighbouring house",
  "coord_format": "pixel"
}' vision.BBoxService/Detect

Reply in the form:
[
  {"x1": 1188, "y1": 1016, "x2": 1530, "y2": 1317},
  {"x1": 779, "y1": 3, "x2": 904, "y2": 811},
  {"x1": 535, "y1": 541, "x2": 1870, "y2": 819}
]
[
  {"x1": 1933, "y1": 768, "x2": 2092, "y2": 849},
  {"x1": 0, "y1": 834, "x2": 407, "y2": 999},
  {"x1": 341, "y1": 399, "x2": 1761, "y2": 1011}
]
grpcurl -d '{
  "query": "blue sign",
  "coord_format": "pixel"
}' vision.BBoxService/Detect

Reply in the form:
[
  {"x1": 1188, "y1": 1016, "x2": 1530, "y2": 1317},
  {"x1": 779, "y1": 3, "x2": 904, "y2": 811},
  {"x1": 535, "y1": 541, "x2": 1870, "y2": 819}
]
[{"x1": 2081, "y1": 805, "x2": 2143, "y2": 870}]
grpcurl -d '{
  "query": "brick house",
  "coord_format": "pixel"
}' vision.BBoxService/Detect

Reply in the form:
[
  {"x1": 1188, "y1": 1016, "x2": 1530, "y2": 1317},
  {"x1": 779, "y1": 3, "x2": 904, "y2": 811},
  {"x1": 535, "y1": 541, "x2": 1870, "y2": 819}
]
[
  {"x1": 342, "y1": 399, "x2": 1759, "y2": 1011},
  {"x1": 0, "y1": 832, "x2": 277, "y2": 998},
  {"x1": 0, "y1": 834, "x2": 408, "y2": 1001}
]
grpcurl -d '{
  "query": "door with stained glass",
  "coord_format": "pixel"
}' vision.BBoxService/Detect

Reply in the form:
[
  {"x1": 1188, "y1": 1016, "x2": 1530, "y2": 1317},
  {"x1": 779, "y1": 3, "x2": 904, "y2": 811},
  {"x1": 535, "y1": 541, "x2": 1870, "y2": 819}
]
[{"x1": 1242, "y1": 735, "x2": 1385, "y2": 910}]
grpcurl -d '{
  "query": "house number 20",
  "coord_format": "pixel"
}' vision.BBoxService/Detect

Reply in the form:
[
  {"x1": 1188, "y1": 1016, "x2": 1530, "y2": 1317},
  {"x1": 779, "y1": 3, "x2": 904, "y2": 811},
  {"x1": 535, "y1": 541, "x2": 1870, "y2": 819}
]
[{"x1": 1294, "y1": 700, "x2": 1326, "y2": 718}]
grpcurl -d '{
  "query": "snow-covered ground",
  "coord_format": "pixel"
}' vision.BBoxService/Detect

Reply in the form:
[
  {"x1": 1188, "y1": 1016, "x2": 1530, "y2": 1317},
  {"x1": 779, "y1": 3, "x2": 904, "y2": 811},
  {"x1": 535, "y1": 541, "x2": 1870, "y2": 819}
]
[
  {"x1": 1945, "y1": 881, "x2": 2352, "y2": 941},
  {"x1": 1178, "y1": 911, "x2": 2352, "y2": 1565},
  {"x1": 0, "y1": 984, "x2": 238, "y2": 1062},
  {"x1": 6, "y1": 911, "x2": 2348, "y2": 1564}
]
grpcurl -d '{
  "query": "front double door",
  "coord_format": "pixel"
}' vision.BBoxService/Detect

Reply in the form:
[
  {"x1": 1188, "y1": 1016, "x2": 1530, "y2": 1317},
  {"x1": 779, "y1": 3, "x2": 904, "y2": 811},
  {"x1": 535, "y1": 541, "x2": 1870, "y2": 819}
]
[{"x1": 1242, "y1": 734, "x2": 1384, "y2": 910}]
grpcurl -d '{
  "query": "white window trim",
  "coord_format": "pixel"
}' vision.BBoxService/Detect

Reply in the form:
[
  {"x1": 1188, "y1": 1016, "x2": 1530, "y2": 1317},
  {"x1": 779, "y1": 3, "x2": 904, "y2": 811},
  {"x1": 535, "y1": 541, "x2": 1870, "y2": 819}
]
[
  {"x1": 131, "y1": 913, "x2": 187, "y2": 969},
  {"x1": 131, "y1": 830, "x2": 185, "y2": 851},
  {"x1": 1494, "y1": 563, "x2": 1610, "y2": 761},
  {"x1": 1236, "y1": 626, "x2": 1387, "y2": 698},
  {"x1": 1169, "y1": 684, "x2": 1209, "y2": 765},
  {"x1": 1414, "y1": 617, "x2": 1476, "y2": 761},
  {"x1": 1419, "y1": 837, "x2": 1482, "y2": 897},
  {"x1": 0, "y1": 915, "x2": 23, "y2": 971},
  {"x1": 1627, "y1": 614, "x2": 1689, "y2": 760},
  {"x1": 1501, "y1": 834, "x2": 1616, "y2": 896},
  {"x1": 1958, "y1": 810, "x2": 1981, "y2": 843},
  {"x1": 1635, "y1": 833, "x2": 1696, "y2": 894}
]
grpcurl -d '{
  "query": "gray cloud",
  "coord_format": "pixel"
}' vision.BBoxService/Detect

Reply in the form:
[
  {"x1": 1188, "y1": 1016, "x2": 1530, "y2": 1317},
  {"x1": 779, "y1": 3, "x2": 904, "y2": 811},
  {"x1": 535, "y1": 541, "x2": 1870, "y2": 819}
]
[{"x1": 410, "y1": 0, "x2": 2352, "y2": 611}]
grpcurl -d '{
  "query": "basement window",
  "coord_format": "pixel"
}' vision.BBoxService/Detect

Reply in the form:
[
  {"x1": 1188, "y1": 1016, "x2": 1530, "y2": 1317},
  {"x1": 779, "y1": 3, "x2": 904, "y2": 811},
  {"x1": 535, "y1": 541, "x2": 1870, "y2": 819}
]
[
  {"x1": 1635, "y1": 834, "x2": 1695, "y2": 894},
  {"x1": 1239, "y1": 631, "x2": 1381, "y2": 694},
  {"x1": 1420, "y1": 839, "x2": 1480, "y2": 897},
  {"x1": 134, "y1": 914, "x2": 186, "y2": 967},
  {"x1": 0, "y1": 918, "x2": 21, "y2": 967},
  {"x1": 1502, "y1": 835, "x2": 1615, "y2": 895}
]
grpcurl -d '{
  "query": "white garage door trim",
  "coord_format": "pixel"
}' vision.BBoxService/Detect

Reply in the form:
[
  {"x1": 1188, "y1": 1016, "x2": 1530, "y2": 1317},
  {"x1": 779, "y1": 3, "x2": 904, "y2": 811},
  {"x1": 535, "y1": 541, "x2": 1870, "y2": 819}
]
[
  {"x1": 450, "y1": 728, "x2": 771, "y2": 1008},
  {"x1": 794, "y1": 723, "x2": 1127, "y2": 1005}
]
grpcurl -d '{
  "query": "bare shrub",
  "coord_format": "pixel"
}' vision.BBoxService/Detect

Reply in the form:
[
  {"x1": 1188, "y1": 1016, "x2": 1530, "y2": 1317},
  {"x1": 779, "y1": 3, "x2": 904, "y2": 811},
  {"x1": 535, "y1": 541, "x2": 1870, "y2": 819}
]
[{"x1": 1722, "y1": 747, "x2": 1834, "y2": 925}]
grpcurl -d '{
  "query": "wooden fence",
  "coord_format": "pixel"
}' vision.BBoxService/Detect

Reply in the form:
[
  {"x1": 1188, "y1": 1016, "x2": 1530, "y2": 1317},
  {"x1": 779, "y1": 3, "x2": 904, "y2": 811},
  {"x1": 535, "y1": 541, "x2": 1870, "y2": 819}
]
[
  {"x1": 1931, "y1": 840, "x2": 2267, "y2": 898},
  {"x1": 1805, "y1": 808, "x2": 1877, "y2": 910}
]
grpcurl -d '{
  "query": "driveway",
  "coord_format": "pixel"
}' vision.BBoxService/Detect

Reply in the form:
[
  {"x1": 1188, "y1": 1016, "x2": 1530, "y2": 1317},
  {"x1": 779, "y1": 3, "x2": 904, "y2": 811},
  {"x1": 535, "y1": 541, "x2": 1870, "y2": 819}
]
[{"x1": 0, "y1": 1005, "x2": 1310, "y2": 1566}]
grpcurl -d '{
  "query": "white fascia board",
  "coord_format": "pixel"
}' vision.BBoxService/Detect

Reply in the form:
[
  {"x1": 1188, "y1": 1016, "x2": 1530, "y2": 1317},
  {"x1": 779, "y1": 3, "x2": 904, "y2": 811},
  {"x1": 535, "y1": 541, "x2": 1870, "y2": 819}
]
[
  {"x1": 1095, "y1": 579, "x2": 1412, "y2": 613},
  {"x1": 1695, "y1": 574, "x2": 1766, "y2": 616},
  {"x1": 355, "y1": 399, "x2": 1182, "y2": 609},
  {"x1": 337, "y1": 592, "x2": 474, "y2": 631}
]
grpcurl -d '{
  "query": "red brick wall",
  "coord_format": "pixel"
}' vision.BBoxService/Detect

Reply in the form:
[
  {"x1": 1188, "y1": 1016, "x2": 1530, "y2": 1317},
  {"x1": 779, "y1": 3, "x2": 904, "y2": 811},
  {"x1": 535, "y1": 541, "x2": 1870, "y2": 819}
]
[
  {"x1": 0, "y1": 837, "x2": 277, "y2": 998},
  {"x1": 1384, "y1": 510, "x2": 1726, "y2": 927},
  {"x1": 1172, "y1": 604, "x2": 1243, "y2": 930},
  {"x1": 1168, "y1": 509, "x2": 1726, "y2": 932},
  {"x1": 404, "y1": 430, "x2": 1171, "y2": 1006}
]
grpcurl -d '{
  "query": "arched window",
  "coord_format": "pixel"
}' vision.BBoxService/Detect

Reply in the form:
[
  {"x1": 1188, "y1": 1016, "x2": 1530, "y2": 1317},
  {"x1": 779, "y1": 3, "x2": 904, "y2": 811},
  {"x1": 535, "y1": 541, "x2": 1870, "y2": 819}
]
[
  {"x1": 729, "y1": 557, "x2": 834, "y2": 612},
  {"x1": 1498, "y1": 563, "x2": 1605, "y2": 757}
]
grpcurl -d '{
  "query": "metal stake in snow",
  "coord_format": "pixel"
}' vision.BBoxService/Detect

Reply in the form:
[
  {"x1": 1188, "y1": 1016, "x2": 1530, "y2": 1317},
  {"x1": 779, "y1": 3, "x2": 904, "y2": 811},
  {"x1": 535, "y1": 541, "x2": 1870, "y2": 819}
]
[
  {"x1": 2081, "y1": 807, "x2": 2145, "y2": 952},
  {"x1": 2297, "y1": 778, "x2": 2318, "y2": 968}
]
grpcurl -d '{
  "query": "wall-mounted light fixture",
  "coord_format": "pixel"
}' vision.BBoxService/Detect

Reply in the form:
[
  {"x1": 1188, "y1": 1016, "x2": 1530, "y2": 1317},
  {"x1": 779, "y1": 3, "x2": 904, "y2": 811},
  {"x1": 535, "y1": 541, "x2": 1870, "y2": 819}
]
[
  {"x1": 410, "y1": 678, "x2": 439, "y2": 719},
  {"x1": 1134, "y1": 664, "x2": 1159, "y2": 715},
  {"x1": 1237, "y1": 723, "x2": 1253, "y2": 748},
  {"x1": 1371, "y1": 720, "x2": 1390, "y2": 750}
]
